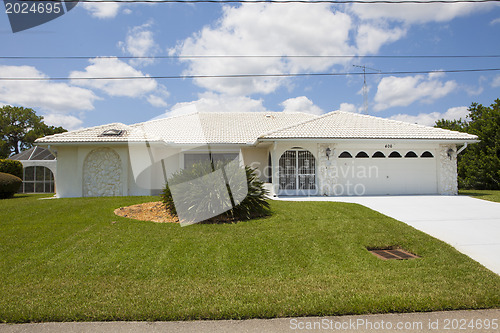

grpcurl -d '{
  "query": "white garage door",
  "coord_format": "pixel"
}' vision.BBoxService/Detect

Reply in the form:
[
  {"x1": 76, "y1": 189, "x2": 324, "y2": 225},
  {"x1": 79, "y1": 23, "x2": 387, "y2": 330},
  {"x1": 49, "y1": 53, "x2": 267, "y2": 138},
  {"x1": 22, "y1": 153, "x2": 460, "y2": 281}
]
[{"x1": 334, "y1": 150, "x2": 437, "y2": 196}]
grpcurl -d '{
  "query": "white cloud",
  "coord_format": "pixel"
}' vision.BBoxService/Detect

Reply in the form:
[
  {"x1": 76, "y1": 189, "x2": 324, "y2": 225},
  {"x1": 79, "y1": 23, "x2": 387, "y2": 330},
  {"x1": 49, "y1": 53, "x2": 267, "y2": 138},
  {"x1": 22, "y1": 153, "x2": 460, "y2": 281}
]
[
  {"x1": 0, "y1": 65, "x2": 97, "y2": 113},
  {"x1": 374, "y1": 73, "x2": 457, "y2": 111},
  {"x1": 147, "y1": 94, "x2": 168, "y2": 108},
  {"x1": 42, "y1": 113, "x2": 84, "y2": 131},
  {"x1": 339, "y1": 102, "x2": 359, "y2": 113},
  {"x1": 389, "y1": 106, "x2": 469, "y2": 126},
  {"x1": 164, "y1": 94, "x2": 326, "y2": 119},
  {"x1": 146, "y1": 84, "x2": 170, "y2": 108},
  {"x1": 118, "y1": 21, "x2": 159, "y2": 66},
  {"x1": 350, "y1": 2, "x2": 497, "y2": 24},
  {"x1": 281, "y1": 96, "x2": 323, "y2": 115},
  {"x1": 168, "y1": 92, "x2": 267, "y2": 117},
  {"x1": 490, "y1": 17, "x2": 500, "y2": 25},
  {"x1": 70, "y1": 57, "x2": 158, "y2": 98},
  {"x1": 171, "y1": 4, "x2": 356, "y2": 95},
  {"x1": 492, "y1": 75, "x2": 500, "y2": 88},
  {"x1": 82, "y1": 2, "x2": 121, "y2": 19},
  {"x1": 356, "y1": 24, "x2": 406, "y2": 54}
]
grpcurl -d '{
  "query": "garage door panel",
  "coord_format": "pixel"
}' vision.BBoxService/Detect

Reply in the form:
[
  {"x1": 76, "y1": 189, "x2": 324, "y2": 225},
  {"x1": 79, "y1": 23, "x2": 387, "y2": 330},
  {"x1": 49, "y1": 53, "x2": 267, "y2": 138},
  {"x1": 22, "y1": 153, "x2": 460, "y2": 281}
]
[{"x1": 335, "y1": 154, "x2": 437, "y2": 195}]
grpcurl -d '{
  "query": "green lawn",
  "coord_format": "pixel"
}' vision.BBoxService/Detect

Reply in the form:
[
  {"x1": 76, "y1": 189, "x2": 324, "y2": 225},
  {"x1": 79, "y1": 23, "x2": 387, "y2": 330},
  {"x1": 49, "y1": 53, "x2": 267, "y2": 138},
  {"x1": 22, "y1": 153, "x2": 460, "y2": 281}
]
[
  {"x1": 460, "y1": 189, "x2": 500, "y2": 203},
  {"x1": 1, "y1": 194, "x2": 499, "y2": 323}
]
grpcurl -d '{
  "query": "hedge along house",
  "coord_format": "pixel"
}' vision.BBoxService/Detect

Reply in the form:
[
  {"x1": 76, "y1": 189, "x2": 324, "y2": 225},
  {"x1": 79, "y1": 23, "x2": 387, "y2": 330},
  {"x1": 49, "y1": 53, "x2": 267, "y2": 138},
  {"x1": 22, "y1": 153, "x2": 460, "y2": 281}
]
[
  {"x1": 9, "y1": 146, "x2": 56, "y2": 194},
  {"x1": 35, "y1": 111, "x2": 477, "y2": 198}
]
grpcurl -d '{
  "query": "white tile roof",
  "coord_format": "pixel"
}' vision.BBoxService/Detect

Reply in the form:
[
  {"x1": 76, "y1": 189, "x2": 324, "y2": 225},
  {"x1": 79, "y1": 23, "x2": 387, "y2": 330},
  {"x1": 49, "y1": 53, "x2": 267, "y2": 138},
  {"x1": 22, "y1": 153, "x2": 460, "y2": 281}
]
[
  {"x1": 261, "y1": 111, "x2": 478, "y2": 141},
  {"x1": 36, "y1": 112, "x2": 318, "y2": 144},
  {"x1": 35, "y1": 122, "x2": 151, "y2": 143},
  {"x1": 36, "y1": 110, "x2": 477, "y2": 145}
]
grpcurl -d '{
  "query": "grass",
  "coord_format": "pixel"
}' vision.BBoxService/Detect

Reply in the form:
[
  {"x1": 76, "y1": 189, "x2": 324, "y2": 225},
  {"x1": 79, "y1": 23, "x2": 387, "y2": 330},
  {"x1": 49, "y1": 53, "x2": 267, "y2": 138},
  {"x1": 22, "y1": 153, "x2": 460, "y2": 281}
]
[
  {"x1": 460, "y1": 189, "x2": 500, "y2": 203},
  {"x1": 0, "y1": 194, "x2": 499, "y2": 323}
]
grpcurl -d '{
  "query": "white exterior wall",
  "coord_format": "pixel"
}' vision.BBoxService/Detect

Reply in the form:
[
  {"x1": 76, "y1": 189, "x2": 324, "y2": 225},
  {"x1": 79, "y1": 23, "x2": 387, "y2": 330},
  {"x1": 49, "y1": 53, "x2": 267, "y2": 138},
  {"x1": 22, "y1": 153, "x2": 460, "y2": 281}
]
[
  {"x1": 269, "y1": 140, "x2": 460, "y2": 196},
  {"x1": 437, "y1": 144, "x2": 458, "y2": 195},
  {"x1": 319, "y1": 142, "x2": 440, "y2": 196},
  {"x1": 52, "y1": 140, "x2": 460, "y2": 198},
  {"x1": 54, "y1": 145, "x2": 128, "y2": 197},
  {"x1": 241, "y1": 147, "x2": 269, "y2": 182}
]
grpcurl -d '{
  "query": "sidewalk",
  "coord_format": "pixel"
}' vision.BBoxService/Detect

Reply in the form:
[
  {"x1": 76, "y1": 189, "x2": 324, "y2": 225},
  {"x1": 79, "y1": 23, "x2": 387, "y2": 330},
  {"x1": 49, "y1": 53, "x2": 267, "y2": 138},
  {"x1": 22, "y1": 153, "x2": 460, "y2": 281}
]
[{"x1": 1, "y1": 309, "x2": 499, "y2": 333}]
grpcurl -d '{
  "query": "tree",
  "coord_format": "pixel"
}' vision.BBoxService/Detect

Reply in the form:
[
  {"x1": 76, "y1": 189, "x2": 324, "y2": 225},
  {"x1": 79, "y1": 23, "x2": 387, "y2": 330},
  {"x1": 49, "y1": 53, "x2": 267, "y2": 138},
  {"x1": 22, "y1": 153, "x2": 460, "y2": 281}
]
[
  {"x1": 435, "y1": 99, "x2": 500, "y2": 190},
  {"x1": 0, "y1": 106, "x2": 66, "y2": 158}
]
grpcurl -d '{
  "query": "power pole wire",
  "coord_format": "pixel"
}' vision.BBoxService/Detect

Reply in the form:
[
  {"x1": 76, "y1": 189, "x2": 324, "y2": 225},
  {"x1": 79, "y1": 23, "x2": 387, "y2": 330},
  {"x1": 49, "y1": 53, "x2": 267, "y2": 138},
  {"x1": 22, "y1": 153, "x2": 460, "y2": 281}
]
[
  {"x1": 1, "y1": 55, "x2": 500, "y2": 60},
  {"x1": 0, "y1": 68, "x2": 499, "y2": 81}
]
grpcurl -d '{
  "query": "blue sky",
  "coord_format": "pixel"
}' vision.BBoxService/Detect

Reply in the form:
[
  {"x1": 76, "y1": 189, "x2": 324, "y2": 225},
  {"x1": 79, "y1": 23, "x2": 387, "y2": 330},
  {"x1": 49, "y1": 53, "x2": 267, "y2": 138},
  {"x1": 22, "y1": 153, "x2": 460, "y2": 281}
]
[{"x1": 1, "y1": 0, "x2": 500, "y2": 130}]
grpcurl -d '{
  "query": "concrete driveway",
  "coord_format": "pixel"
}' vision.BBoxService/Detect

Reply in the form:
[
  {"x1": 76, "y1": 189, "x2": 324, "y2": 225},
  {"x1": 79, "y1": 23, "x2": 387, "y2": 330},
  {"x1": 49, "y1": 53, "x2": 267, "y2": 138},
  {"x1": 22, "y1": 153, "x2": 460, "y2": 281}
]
[{"x1": 275, "y1": 195, "x2": 500, "y2": 275}]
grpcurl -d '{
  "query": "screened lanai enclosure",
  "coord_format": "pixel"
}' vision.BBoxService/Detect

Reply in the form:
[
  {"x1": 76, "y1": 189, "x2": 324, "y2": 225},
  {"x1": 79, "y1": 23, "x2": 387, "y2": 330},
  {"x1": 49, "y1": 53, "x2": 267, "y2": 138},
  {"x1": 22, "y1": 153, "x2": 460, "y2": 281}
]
[{"x1": 9, "y1": 146, "x2": 57, "y2": 194}]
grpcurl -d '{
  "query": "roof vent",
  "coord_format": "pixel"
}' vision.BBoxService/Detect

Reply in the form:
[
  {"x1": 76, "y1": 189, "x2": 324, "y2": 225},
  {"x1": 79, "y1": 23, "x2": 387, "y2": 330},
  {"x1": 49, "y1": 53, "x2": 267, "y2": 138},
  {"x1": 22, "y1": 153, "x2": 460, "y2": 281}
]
[
  {"x1": 265, "y1": 114, "x2": 274, "y2": 119},
  {"x1": 101, "y1": 129, "x2": 124, "y2": 137}
]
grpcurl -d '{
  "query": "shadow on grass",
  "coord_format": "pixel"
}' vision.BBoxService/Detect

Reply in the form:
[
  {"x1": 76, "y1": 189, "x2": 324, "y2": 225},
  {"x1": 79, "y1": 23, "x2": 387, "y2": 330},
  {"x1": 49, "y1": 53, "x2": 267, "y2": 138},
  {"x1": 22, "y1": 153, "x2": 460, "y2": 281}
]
[
  {"x1": 2, "y1": 194, "x2": 54, "y2": 200},
  {"x1": 459, "y1": 192, "x2": 489, "y2": 198}
]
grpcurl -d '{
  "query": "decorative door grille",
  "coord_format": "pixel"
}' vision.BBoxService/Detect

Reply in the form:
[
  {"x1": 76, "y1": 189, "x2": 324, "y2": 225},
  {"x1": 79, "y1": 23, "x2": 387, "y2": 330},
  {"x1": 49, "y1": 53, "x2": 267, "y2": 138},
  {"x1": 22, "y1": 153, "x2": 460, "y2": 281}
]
[{"x1": 279, "y1": 150, "x2": 316, "y2": 190}]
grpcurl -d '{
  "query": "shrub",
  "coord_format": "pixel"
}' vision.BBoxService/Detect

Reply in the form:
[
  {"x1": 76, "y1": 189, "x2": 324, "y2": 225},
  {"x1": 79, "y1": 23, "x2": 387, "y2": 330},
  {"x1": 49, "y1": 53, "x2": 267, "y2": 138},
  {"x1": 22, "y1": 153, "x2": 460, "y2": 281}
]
[
  {"x1": 0, "y1": 172, "x2": 22, "y2": 199},
  {"x1": 161, "y1": 161, "x2": 270, "y2": 224},
  {"x1": 0, "y1": 159, "x2": 23, "y2": 179}
]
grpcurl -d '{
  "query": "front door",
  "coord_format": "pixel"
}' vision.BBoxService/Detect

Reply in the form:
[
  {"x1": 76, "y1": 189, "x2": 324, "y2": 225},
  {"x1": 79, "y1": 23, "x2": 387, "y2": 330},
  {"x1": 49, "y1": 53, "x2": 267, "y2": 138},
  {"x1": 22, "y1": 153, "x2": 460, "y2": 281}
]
[{"x1": 279, "y1": 150, "x2": 316, "y2": 195}]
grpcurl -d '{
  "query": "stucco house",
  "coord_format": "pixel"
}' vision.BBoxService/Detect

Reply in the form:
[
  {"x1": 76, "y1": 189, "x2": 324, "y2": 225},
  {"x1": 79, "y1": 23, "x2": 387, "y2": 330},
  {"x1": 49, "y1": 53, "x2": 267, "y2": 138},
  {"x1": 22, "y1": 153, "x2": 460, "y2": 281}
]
[{"x1": 35, "y1": 111, "x2": 477, "y2": 198}]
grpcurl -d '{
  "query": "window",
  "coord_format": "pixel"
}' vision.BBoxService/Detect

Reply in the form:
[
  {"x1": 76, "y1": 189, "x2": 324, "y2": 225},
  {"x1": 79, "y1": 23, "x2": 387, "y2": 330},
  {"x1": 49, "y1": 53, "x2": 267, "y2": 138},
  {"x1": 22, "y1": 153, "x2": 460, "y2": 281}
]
[
  {"x1": 421, "y1": 151, "x2": 434, "y2": 158},
  {"x1": 100, "y1": 129, "x2": 124, "y2": 136},
  {"x1": 372, "y1": 151, "x2": 385, "y2": 158},
  {"x1": 21, "y1": 166, "x2": 54, "y2": 193},
  {"x1": 405, "y1": 151, "x2": 418, "y2": 158},
  {"x1": 267, "y1": 153, "x2": 272, "y2": 183},
  {"x1": 338, "y1": 151, "x2": 353, "y2": 158},
  {"x1": 184, "y1": 153, "x2": 239, "y2": 169},
  {"x1": 355, "y1": 151, "x2": 369, "y2": 158},
  {"x1": 388, "y1": 151, "x2": 402, "y2": 158}
]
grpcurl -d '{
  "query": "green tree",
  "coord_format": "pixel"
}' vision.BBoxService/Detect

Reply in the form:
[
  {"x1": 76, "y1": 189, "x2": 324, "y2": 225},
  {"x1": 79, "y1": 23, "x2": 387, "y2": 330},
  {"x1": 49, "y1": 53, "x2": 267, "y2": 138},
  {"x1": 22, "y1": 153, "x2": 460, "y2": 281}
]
[
  {"x1": 435, "y1": 99, "x2": 500, "y2": 190},
  {"x1": 0, "y1": 105, "x2": 66, "y2": 158}
]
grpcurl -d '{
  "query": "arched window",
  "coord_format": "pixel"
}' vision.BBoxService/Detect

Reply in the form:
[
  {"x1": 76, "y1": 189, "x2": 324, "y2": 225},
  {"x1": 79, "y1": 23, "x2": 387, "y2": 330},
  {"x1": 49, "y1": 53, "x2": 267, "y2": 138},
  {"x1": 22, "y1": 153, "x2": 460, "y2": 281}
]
[
  {"x1": 21, "y1": 166, "x2": 54, "y2": 193},
  {"x1": 421, "y1": 151, "x2": 434, "y2": 158},
  {"x1": 355, "y1": 151, "x2": 369, "y2": 158},
  {"x1": 338, "y1": 151, "x2": 353, "y2": 158},
  {"x1": 405, "y1": 151, "x2": 418, "y2": 158},
  {"x1": 372, "y1": 151, "x2": 386, "y2": 158},
  {"x1": 388, "y1": 151, "x2": 402, "y2": 158}
]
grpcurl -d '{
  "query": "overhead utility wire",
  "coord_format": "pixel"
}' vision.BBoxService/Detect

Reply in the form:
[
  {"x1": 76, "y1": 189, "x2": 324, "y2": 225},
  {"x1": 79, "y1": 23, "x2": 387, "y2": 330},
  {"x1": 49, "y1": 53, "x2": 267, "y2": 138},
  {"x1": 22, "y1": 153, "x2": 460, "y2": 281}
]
[
  {"x1": 1, "y1": 68, "x2": 499, "y2": 81},
  {"x1": 2, "y1": 55, "x2": 500, "y2": 60},
  {"x1": 30, "y1": 0, "x2": 500, "y2": 3}
]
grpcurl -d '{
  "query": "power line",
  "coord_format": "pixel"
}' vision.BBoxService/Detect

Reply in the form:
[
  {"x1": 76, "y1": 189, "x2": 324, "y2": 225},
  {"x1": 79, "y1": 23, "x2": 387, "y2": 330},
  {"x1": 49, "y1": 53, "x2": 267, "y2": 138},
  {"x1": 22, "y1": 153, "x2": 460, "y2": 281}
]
[
  {"x1": 30, "y1": 0, "x2": 500, "y2": 3},
  {"x1": 1, "y1": 68, "x2": 499, "y2": 81},
  {"x1": 2, "y1": 54, "x2": 500, "y2": 60}
]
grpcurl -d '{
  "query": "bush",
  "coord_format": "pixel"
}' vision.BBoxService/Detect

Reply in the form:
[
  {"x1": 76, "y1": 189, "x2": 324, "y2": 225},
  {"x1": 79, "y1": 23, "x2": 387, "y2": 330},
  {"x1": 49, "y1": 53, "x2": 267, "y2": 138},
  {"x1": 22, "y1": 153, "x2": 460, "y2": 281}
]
[
  {"x1": 0, "y1": 172, "x2": 22, "y2": 199},
  {"x1": 0, "y1": 159, "x2": 23, "y2": 179},
  {"x1": 161, "y1": 161, "x2": 270, "y2": 224}
]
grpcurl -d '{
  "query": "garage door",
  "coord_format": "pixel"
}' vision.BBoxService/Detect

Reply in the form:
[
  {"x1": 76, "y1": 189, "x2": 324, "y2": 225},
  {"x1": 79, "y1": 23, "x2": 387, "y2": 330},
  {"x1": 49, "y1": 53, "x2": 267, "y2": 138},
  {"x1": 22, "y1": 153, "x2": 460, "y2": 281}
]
[{"x1": 334, "y1": 150, "x2": 437, "y2": 196}]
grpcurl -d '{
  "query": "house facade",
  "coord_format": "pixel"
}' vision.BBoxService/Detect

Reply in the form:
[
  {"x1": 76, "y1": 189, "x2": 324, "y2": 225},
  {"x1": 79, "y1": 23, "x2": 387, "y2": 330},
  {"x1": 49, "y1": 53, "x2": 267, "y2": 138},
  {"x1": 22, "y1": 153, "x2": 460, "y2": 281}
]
[{"x1": 35, "y1": 111, "x2": 478, "y2": 198}]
